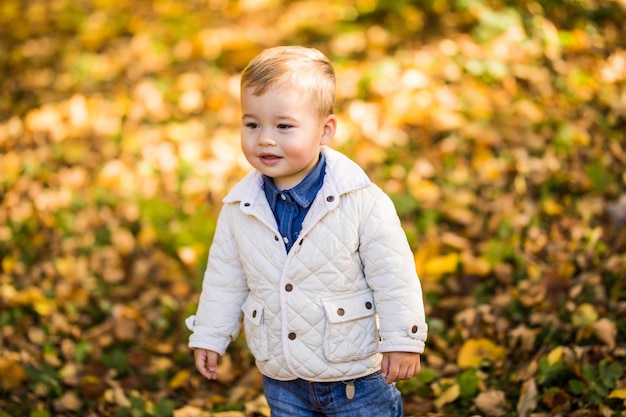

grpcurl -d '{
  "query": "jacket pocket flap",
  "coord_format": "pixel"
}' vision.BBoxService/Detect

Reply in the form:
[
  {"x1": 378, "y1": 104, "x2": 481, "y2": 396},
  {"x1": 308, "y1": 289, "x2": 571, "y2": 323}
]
[
  {"x1": 322, "y1": 289, "x2": 376, "y2": 324},
  {"x1": 242, "y1": 295, "x2": 264, "y2": 325}
]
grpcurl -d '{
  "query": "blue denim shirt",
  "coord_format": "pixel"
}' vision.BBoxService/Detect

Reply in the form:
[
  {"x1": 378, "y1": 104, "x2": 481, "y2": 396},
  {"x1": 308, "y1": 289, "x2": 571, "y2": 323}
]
[{"x1": 263, "y1": 153, "x2": 326, "y2": 252}]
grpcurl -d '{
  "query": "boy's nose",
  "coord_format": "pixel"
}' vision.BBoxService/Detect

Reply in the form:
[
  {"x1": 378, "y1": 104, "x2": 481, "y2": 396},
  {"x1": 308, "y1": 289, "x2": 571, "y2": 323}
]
[{"x1": 258, "y1": 131, "x2": 275, "y2": 145}]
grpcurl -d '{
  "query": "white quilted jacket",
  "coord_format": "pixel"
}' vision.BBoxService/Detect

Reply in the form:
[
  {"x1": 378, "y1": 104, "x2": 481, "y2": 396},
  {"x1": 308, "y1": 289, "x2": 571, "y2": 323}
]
[{"x1": 188, "y1": 147, "x2": 427, "y2": 382}]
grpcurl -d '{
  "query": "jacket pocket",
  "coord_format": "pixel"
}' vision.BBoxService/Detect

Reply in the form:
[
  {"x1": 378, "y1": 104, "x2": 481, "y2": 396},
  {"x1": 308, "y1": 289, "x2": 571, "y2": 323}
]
[
  {"x1": 321, "y1": 289, "x2": 379, "y2": 363},
  {"x1": 242, "y1": 293, "x2": 270, "y2": 362}
]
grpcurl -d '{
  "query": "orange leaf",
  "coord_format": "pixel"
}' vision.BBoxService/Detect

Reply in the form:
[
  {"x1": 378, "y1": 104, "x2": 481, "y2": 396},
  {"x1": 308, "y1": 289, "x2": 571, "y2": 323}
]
[{"x1": 0, "y1": 357, "x2": 27, "y2": 390}]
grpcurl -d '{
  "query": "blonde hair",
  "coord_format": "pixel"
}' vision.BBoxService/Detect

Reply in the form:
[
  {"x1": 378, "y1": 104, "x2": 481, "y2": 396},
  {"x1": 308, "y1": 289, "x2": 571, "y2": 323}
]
[{"x1": 241, "y1": 46, "x2": 336, "y2": 118}]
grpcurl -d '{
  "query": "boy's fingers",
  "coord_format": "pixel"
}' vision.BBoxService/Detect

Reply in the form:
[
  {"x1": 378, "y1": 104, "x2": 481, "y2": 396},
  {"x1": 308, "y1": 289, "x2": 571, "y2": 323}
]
[
  {"x1": 380, "y1": 353, "x2": 390, "y2": 379},
  {"x1": 206, "y1": 352, "x2": 218, "y2": 375},
  {"x1": 195, "y1": 350, "x2": 218, "y2": 380},
  {"x1": 386, "y1": 368, "x2": 400, "y2": 384}
]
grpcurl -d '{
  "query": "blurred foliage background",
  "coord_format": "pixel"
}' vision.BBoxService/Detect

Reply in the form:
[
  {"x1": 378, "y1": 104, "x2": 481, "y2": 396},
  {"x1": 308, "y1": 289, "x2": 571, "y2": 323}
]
[{"x1": 1, "y1": 0, "x2": 626, "y2": 416}]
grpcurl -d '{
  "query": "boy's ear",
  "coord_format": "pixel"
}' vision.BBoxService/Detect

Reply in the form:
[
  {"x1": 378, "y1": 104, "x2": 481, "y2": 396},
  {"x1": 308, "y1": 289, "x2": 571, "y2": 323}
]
[{"x1": 321, "y1": 114, "x2": 337, "y2": 145}]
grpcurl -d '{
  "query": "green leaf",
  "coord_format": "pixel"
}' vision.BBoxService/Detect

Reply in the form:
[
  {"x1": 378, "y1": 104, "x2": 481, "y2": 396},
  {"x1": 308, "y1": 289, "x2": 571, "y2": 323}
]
[
  {"x1": 569, "y1": 379, "x2": 586, "y2": 394},
  {"x1": 102, "y1": 348, "x2": 131, "y2": 375},
  {"x1": 584, "y1": 162, "x2": 615, "y2": 192},
  {"x1": 154, "y1": 399, "x2": 176, "y2": 417},
  {"x1": 457, "y1": 369, "x2": 480, "y2": 399}
]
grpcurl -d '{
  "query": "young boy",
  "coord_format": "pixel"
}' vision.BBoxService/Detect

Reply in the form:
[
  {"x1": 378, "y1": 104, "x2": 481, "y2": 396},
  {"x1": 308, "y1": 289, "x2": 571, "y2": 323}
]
[{"x1": 187, "y1": 46, "x2": 427, "y2": 417}]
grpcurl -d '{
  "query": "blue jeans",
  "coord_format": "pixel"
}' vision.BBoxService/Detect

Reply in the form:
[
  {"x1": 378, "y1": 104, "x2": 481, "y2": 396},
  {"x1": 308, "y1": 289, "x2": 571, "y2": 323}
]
[{"x1": 262, "y1": 371, "x2": 403, "y2": 417}]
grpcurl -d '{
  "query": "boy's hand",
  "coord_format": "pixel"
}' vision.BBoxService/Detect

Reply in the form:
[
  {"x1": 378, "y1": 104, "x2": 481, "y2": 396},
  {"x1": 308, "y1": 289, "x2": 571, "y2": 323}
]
[
  {"x1": 194, "y1": 348, "x2": 219, "y2": 380},
  {"x1": 381, "y1": 352, "x2": 421, "y2": 384}
]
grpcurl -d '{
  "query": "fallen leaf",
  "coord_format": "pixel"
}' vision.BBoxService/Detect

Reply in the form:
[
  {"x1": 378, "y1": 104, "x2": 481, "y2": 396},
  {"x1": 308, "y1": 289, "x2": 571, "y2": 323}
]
[
  {"x1": 174, "y1": 405, "x2": 212, "y2": 417},
  {"x1": 244, "y1": 394, "x2": 270, "y2": 417},
  {"x1": 516, "y1": 378, "x2": 538, "y2": 416},
  {"x1": 571, "y1": 303, "x2": 598, "y2": 327},
  {"x1": 475, "y1": 389, "x2": 508, "y2": 416},
  {"x1": 422, "y1": 253, "x2": 460, "y2": 281},
  {"x1": 457, "y1": 338, "x2": 506, "y2": 368},
  {"x1": 547, "y1": 346, "x2": 564, "y2": 365},
  {"x1": 434, "y1": 383, "x2": 460, "y2": 409},
  {"x1": 591, "y1": 318, "x2": 617, "y2": 349},
  {"x1": 53, "y1": 391, "x2": 82, "y2": 412},
  {"x1": 0, "y1": 357, "x2": 27, "y2": 390},
  {"x1": 608, "y1": 388, "x2": 626, "y2": 399},
  {"x1": 169, "y1": 369, "x2": 191, "y2": 389}
]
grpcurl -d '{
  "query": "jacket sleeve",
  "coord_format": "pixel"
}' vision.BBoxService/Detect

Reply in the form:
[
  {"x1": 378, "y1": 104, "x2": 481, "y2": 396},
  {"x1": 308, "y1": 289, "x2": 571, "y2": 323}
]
[
  {"x1": 358, "y1": 185, "x2": 428, "y2": 353},
  {"x1": 188, "y1": 204, "x2": 249, "y2": 354}
]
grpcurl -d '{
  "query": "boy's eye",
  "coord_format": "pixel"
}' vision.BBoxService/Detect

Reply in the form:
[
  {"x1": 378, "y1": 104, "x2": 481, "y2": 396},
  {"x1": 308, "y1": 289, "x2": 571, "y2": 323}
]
[
  {"x1": 277, "y1": 124, "x2": 292, "y2": 129},
  {"x1": 246, "y1": 122, "x2": 258, "y2": 129}
]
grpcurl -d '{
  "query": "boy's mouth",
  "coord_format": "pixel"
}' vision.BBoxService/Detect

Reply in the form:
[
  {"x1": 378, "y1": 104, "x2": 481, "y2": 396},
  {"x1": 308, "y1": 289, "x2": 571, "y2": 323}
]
[{"x1": 259, "y1": 153, "x2": 281, "y2": 161}]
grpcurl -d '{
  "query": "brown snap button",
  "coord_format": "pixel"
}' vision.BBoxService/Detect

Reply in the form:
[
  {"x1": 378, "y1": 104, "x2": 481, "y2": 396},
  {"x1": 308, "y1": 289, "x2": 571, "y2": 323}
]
[
  {"x1": 285, "y1": 284, "x2": 293, "y2": 292},
  {"x1": 274, "y1": 235, "x2": 279, "y2": 241},
  {"x1": 252, "y1": 310, "x2": 257, "y2": 318},
  {"x1": 337, "y1": 308, "x2": 345, "y2": 316},
  {"x1": 244, "y1": 202, "x2": 250, "y2": 207},
  {"x1": 365, "y1": 302, "x2": 372, "y2": 309},
  {"x1": 411, "y1": 325, "x2": 418, "y2": 333},
  {"x1": 326, "y1": 196, "x2": 335, "y2": 202},
  {"x1": 288, "y1": 332, "x2": 296, "y2": 340}
]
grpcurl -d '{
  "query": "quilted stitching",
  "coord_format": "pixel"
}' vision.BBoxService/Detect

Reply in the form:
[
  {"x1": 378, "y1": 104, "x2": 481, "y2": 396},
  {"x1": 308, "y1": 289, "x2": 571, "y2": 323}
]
[{"x1": 189, "y1": 148, "x2": 427, "y2": 382}]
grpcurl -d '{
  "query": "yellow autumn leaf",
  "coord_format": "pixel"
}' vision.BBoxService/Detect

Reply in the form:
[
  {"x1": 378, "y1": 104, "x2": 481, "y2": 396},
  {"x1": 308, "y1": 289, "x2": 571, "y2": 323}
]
[
  {"x1": 572, "y1": 303, "x2": 598, "y2": 327},
  {"x1": 542, "y1": 198, "x2": 564, "y2": 215},
  {"x1": 414, "y1": 240, "x2": 440, "y2": 267},
  {"x1": 1, "y1": 256, "x2": 16, "y2": 274},
  {"x1": 608, "y1": 388, "x2": 626, "y2": 399},
  {"x1": 169, "y1": 369, "x2": 191, "y2": 389},
  {"x1": 0, "y1": 357, "x2": 27, "y2": 390},
  {"x1": 0, "y1": 151, "x2": 22, "y2": 184},
  {"x1": 422, "y1": 253, "x2": 460, "y2": 281},
  {"x1": 457, "y1": 338, "x2": 506, "y2": 368},
  {"x1": 547, "y1": 346, "x2": 564, "y2": 365},
  {"x1": 434, "y1": 383, "x2": 460, "y2": 409},
  {"x1": 13, "y1": 287, "x2": 55, "y2": 316},
  {"x1": 407, "y1": 179, "x2": 441, "y2": 205}
]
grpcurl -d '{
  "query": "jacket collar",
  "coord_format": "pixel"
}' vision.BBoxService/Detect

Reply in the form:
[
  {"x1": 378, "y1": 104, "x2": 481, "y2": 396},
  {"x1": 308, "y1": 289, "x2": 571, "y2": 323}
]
[{"x1": 223, "y1": 147, "x2": 371, "y2": 205}]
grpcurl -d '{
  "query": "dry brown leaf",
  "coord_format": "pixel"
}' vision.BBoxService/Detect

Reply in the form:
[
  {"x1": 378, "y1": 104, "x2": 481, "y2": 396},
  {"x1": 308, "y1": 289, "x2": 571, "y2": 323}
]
[
  {"x1": 211, "y1": 412, "x2": 246, "y2": 417},
  {"x1": 475, "y1": 389, "x2": 508, "y2": 416},
  {"x1": 53, "y1": 391, "x2": 82, "y2": 412},
  {"x1": 112, "y1": 305, "x2": 142, "y2": 342},
  {"x1": 509, "y1": 325, "x2": 539, "y2": 352},
  {"x1": 173, "y1": 405, "x2": 212, "y2": 417},
  {"x1": 245, "y1": 394, "x2": 270, "y2": 417},
  {"x1": 516, "y1": 378, "x2": 538, "y2": 416},
  {"x1": 592, "y1": 318, "x2": 617, "y2": 349}
]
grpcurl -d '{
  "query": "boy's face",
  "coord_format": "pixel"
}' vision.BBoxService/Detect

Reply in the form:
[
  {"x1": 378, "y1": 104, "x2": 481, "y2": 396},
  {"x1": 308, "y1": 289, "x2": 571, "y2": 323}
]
[{"x1": 241, "y1": 84, "x2": 336, "y2": 190}]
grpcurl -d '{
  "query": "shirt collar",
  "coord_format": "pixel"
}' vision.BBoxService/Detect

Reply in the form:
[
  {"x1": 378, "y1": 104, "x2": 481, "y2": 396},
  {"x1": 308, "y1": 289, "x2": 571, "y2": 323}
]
[{"x1": 263, "y1": 153, "x2": 327, "y2": 210}]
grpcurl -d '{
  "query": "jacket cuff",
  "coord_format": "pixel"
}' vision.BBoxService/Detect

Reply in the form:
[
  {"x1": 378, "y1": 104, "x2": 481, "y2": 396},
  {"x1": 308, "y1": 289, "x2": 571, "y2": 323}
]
[
  {"x1": 186, "y1": 315, "x2": 231, "y2": 355},
  {"x1": 379, "y1": 322, "x2": 428, "y2": 353}
]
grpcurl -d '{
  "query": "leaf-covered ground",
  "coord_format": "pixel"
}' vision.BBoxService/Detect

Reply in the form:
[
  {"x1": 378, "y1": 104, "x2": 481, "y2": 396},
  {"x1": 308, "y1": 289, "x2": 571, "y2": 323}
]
[{"x1": 1, "y1": 0, "x2": 625, "y2": 416}]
